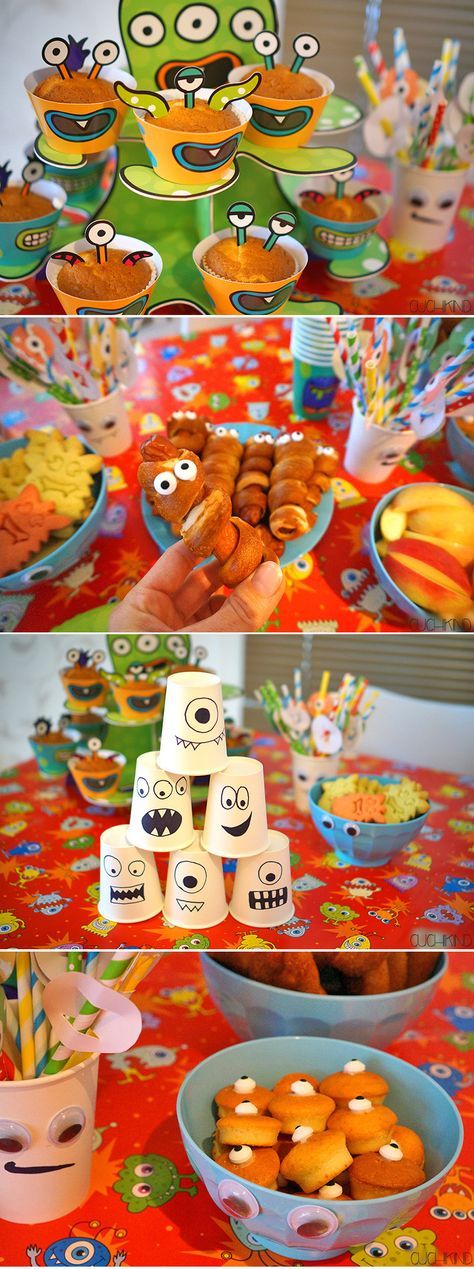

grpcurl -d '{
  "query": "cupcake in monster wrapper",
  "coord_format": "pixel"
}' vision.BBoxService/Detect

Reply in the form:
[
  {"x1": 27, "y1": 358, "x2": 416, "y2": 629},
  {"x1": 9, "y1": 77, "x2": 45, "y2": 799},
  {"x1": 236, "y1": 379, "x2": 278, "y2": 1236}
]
[
  {"x1": 25, "y1": 34, "x2": 135, "y2": 157},
  {"x1": 194, "y1": 203, "x2": 307, "y2": 316}
]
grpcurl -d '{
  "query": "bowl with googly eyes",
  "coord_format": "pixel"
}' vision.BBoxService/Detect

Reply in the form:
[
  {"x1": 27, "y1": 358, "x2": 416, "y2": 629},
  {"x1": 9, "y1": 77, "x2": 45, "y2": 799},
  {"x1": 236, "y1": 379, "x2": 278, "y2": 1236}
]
[
  {"x1": 308, "y1": 776, "x2": 431, "y2": 867},
  {"x1": 176, "y1": 1034, "x2": 462, "y2": 1262}
]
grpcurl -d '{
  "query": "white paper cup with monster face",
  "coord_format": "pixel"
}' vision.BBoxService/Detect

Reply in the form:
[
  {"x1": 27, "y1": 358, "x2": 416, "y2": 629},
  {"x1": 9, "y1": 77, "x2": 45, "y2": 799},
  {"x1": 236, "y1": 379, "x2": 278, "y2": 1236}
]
[
  {"x1": 163, "y1": 834, "x2": 228, "y2": 929},
  {"x1": 392, "y1": 160, "x2": 468, "y2": 254},
  {"x1": 99, "y1": 822, "x2": 163, "y2": 923},
  {"x1": 291, "y1": 750, "x2": 341, "y2": 814},
  {"x1": 159, "y1": 672, "x2": 228, "y2": 776},
  {"x1": 229, "y1": 829, "x2": 295, "y2": 927},
  {"x1": 63, "y1": 385, "x2": 132, "y2": 458},
  {"x1": 127, "y1": 751, "x2": 194, "y2": 853},
  {"x1": 344, "y1": 400, "x2": 416, "y2": 485},
  {"x1": 0, "y1": 1054, "x2": 99, "y2": 1223},
  {"x1": 202, "y1": 757, "x2": 269, "y2": 858}
]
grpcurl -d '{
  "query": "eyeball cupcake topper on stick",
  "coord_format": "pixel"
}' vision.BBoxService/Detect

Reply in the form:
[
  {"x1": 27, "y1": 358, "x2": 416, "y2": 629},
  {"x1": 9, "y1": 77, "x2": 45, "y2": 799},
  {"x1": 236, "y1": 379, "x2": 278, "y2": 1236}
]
[
  {"x1": 86, "y1": 219, "x2": 116, "y2": 265},
  {"x1": 291, "y1": 34, "x2": 320, "y2": 75},
  {"x1": 227, "y1": 202, "x2": 256, "y2": 247},
  {"x1": 253, "y1": 31, "x2": 280, "y2": 72},
  {"x1": 174, "y1": 66, "x2": 205, "y2": 109},
  {"x1": 87, "y1": 39, "x2": 120, "y2": 81},
  {"x1": 21, "y1": 159, "x2": 45, "y2": 197},
  {"x1": 42, "y1": 36, "x2": 119, "y2": 81},
  {"x1": 264, "y1": 212, "x2": 296, "y2": 252}
]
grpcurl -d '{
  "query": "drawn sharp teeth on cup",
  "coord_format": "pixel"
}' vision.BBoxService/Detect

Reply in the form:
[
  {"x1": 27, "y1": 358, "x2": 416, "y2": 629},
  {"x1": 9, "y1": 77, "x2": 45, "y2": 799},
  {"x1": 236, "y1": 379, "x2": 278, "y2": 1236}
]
[
  {"x1": 249, "y1": 886, "x2": 288, "y2": 910},
  {"x1": 110, "y1": 884, "x2": 145, "y2": 903},
  {"x1": 142, "y1": 807, "x2": 183, "y2": 837},
  {"x1": 177, "y1": 899, "x2": 204, "y2": 912},
  {"x1": 175, "y1": 730, "x2": 225, "y2": 748}
]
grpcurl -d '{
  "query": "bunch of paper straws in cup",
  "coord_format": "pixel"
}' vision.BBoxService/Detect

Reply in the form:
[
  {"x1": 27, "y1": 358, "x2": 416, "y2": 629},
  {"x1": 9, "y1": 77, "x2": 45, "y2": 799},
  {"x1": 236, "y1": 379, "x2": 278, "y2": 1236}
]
[
  {"x1": 0, "y1": 951, "x2": 159, "y2": 1081},
  {"x1": 256, "y1": 669, "x2": 378, "y2": 757},
  {"x1": 326, "y1": 316, "x2": 474, "y2": 430},
  {"x1": 0, "y1": 316, "x2": 142, "y2": 404},
  {"x1": 355, "y1": 28, "x2": 469, "y2": 169}
]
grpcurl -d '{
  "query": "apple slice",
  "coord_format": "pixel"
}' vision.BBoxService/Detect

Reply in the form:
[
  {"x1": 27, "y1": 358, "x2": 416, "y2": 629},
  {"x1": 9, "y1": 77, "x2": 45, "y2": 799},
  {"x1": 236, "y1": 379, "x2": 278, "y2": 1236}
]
[{"x1": 383, "y1": 538, "x2": 472, "y2": 619}]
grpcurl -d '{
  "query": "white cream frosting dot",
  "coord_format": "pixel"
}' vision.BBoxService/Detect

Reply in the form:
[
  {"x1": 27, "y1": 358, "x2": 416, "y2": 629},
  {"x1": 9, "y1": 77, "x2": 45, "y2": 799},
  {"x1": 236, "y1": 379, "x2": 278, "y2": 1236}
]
[
  {"x1": 379, "y1": 1142, "x2": 403, "y2": 1161},
  {"x1": 291, "y1": 1125, "x2": 313, "y2": 1143},
  {"x1": 235, "y1": 1101, "x2": 258, "y2": 1116},
  {"x1": 343, "y1": 1060, "x2": 366, "y2": 1075},
  {"x1": 291, "y1": 1079, "x2": 316, "y2": 1097},
  {"x1": 318, "y1": 1182, "x2": 343, "y2": 1198},
  {"x1": 229, "y1": 1145, "x2": 253, "y2": 1163},
  {"x1": 234, "y1": 1076, "x2": 257, "y2": 1094},
  {"x1": 348, "y1": 1096, "x2": 372, "y2": 1113}
]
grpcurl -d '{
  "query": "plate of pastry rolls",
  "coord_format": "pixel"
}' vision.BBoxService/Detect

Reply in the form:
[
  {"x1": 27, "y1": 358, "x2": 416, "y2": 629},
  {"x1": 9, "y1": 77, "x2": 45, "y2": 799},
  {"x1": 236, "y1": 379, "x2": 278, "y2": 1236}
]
[{"x1": 141, "y1": 420, "x2": 335, "y2": 569}]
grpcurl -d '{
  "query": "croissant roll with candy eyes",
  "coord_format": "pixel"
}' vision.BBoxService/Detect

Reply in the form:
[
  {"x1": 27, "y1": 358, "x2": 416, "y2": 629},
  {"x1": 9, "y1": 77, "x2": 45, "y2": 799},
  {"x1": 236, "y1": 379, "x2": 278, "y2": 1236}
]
[
  {"x1": 167, "y1": 410, "x2": 209, "y2": 454},
  {"x1": 244, "y1": 432, "x2": 275, "y2": 461},
  {"x1": 273, "y1": 432, "x2": 318, "y2": 463},
  {"x1": 270, "y1": 454, "x2": 316, "y2": 484},
  {"x1": 138, "y1": 436, "x2": 278, "y2": 585},
  {"x1": 270, "y1": 504, "x2": 316, "y2": 540},
  {"x1": 314, "y1": 444, "x2": 338, "y2": 475},
  {"x1": 268, "y1": 479, "x2": 314, "y2": 515},
  {"x1": 233, "y1": 484, "x2": 268, "y2": 526},
  {"x1": 241, "y1": 454, "x2": 273, "y2": 475}
]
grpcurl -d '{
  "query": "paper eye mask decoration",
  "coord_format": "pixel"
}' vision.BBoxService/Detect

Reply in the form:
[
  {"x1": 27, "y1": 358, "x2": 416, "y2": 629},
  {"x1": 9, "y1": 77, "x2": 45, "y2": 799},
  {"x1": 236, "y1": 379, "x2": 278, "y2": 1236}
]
[
  {"x1": 52, "y1": 219, "x2": 153, "y2": 268},
  {"x1": 42, "y1": 35, "x2": 119, "y2": 80},
  {"x1": 227, "y1": 204, "x2": 296, "y2": 249}
]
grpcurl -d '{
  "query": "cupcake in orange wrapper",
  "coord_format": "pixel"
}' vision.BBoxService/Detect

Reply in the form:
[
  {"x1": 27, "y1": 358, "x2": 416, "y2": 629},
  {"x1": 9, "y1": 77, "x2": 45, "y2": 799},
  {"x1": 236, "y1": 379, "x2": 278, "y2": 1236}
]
[
  {"x1": 69, "y1": 737, "x2": 125, "y2": 802},
  {"x1": 60, "y1": 647, "x2": 108, "y2": 713},
  {"x1": 228, "y1": 31, "x2": 334, "y2": 149},
  {"x1": 25, "y1": 34, "x2": 135, "y2": 157},
  {"x1": 0, "y1": 158, "x2": 66, "y2": 282},
  {"x1": 29, "y1": 715, "x2": 79, "y2": 780},
  {"x1": 296, "y1": 175, "x2": 391, "y2": 261},
  {"x1": 47, "y1": 219, "x2": 161, "y2": 315},
  {"x1": 194, "y1": 202, "x2": 307, "y2": 316},
  {"x1": 110, "y1": 671, "x2": 165, "y2": 722},
  {"x1": 115, "y1": 66, "x2": 256, "y2": 188}
]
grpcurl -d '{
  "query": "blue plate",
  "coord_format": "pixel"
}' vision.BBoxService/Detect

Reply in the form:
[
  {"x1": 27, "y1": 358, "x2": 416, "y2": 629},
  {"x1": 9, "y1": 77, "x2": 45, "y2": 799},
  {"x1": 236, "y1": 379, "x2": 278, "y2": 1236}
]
[
  {"x1": 141, "y1": 423, "x2": 334, "y2": 567},
  {"x1": 447, "y1": 416, "x2": 474, "y2": 487},
  {"x1": 369, "y1": 483, "x2": 474, "y2": 630},
  {"x1": 0, "y1": 434, "x2": 106, "y2": 593}
]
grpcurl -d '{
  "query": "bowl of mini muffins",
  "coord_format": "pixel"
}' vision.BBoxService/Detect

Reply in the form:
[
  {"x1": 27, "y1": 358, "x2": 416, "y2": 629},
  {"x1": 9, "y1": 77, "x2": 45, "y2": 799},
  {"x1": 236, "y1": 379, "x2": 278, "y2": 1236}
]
[
  {"x1": 201, "y1": 951, "x2": 446, "y2": 1048},
  {"x1": 309, "y1": 774, "x2": 431, "y2": 866},
  {"x1": 177, "y1": 1034, "x2": 462, "y2": 1261}
]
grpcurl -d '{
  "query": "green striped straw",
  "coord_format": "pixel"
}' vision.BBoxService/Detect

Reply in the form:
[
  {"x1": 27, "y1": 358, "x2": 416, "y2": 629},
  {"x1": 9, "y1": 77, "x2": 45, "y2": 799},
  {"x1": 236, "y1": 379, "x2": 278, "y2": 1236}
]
[
  {"x1": 32, "y1": 967, "x2": 49, "y2": 1077},
  {"x1": 398, "y1": 320, "x2": 435, "y2": 413},
  {"x1": 41, "y1": 951, "x2": 136, "y2": 1077},
  {"x1": 346, "y1": 321, "x2": 365, "y2": 410}
]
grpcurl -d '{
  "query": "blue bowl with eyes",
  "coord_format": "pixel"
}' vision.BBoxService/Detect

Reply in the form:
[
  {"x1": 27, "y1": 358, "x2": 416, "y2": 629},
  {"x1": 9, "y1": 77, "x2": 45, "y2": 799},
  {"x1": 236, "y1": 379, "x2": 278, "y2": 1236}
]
[
  {"x1": 308, "y1": 777, "x2": 430, "y2": 867},
  {"x1": 0, "y1": 435, "x2": 106, "y2": 592},
  {"x1": 201, "y1": 952, "x2": 446, "y2": 1049},
  {"x1": 176, "y1": 1034, "x2": 462, "y2": 1262}
]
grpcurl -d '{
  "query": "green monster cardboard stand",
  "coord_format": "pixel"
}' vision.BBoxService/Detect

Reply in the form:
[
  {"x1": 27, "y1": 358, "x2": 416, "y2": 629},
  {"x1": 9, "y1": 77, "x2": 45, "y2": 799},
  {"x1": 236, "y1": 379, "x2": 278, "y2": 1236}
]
[{"x1": 35, "y1": 0, "x2": 362, "y2": 313}]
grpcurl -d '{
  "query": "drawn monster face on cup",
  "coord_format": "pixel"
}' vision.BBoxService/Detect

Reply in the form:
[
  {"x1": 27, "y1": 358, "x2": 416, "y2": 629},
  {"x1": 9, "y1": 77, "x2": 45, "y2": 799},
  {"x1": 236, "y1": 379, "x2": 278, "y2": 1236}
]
[
  {"x1": 230, "y1": 830, "x2": 294, "y2": 926},
  {"x1": 164, "y1": 837, "x2": 228, "y2": 929},
  {"x1": 202, "y1": 757, "x2": 269, "y2": 858},
  {"x1": 127, "y1": 751, "x2": 194, "y2": 853},
  {"x1": 99, "y1": 823, "x2": 163, "y2": 921},
  {"x1": 159, "y1": 672, "x2": 228, "y2": 776}
]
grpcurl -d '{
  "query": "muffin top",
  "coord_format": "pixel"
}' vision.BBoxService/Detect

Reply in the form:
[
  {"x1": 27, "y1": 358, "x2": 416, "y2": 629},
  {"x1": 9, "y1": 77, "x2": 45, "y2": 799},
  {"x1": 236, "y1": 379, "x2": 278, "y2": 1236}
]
[
  {"x1": 36, "y1": 72, "x2": 116, "y2": 102},
  {"x1": 57, "y1": 249, "x2": 153, "y2": 300},
  {"x1": 202, "y1": 236, "x2": 294, "y2": 284}
]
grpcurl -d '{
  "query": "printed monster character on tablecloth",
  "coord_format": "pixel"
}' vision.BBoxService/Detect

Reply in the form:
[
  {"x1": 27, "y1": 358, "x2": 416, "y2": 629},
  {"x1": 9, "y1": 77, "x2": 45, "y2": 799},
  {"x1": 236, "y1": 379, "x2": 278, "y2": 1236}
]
[
  {"x1": 114, "y1": 1153, "x2": 198, "y2": 1211},
  {"x1": 119, "y1": 0, "x2": 277, "y2": 91},
  {"x1": 351, "y1": 1226, "x2": 437, "y2": 1267},
  {"x1": 26, "y1": 1225, "x2": 127, "y2": 1267}
]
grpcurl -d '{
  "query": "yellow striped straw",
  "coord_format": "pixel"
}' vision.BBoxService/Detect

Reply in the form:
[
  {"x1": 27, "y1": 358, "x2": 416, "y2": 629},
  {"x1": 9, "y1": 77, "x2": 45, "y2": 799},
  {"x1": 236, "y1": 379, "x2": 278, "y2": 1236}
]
[
  {"x1": 374, "y1": 371, "x2": 386, "y2": 426},
  {"x1": 365, "y1": 358, "x2": 378, "y2": 415},
  {"x1": 17, "y1": 953, "x2": 35, "y2": 1079},
  {"x1": 440, "y1": 39, "x2": 452, "y2": 89}
]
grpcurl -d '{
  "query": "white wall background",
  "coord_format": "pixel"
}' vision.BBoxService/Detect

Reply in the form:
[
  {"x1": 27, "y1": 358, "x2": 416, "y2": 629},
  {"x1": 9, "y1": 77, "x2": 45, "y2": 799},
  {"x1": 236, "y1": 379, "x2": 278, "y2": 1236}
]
[{"x1": 0, "y1": 633, "x2": 244, "y2": 766}]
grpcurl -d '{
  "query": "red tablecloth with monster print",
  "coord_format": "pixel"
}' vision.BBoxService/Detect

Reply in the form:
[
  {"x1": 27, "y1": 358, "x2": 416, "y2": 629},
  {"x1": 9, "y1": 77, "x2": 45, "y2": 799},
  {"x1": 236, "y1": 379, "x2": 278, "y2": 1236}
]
[
  {"x1": 0, "y1": 318, "x2": 471, "y2": 635},
  {"x1": 1, "y1": 740, "x2": 473, "y2": 950},
  {"x1": 3, "y1": 952, "x2": 474, "y2": 1268}
]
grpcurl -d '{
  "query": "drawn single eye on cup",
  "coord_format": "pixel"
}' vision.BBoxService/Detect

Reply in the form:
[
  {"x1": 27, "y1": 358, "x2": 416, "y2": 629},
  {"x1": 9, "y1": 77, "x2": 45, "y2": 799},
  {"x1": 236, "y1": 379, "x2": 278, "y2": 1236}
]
[
  {"x1": 175, "y1": 777, "x2": 188, "y2": 796},
  {"x1": 258, "y1": 860, "x2": 282, "y2": 885},
  {"x1": 48, "y1": 1107, "x2": 86, "y2": 1146},
  {"x1": 184, "y1": 697, "x2": 219, "y2": 733},
  {"x1": 136, "y1": 777, "x2": 150, "y2": 798},
  {"x1": 174, "y1": 860, "x2": 207, "y2": 892},
  {"x1": 153, "y1": 779, "x2": 173, "y2": 800},
  {"x1": 129, "y1": 860, "x2": 146, "y2": 877},
  {"x1": 104, "y1": 855, "x2": 122, "y2": 877}
]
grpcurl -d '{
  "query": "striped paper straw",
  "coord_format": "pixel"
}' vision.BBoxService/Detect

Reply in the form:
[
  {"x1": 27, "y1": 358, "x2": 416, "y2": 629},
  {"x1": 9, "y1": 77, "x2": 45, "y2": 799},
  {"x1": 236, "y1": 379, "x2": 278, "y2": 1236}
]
[
  {"x1": 421, "y1": 100, "x2": 447, "y2": 167},
  {"x1": 398, "y1": 321, "x2": 435, "y2": 412},
  {"x1": 440, "y1": 39, "x2": 453, "y2": 90},
  {"x1": 412, "y1": 344, "x2": 474, "y2": 406},
  {"x1": 85, "y1": 951, "x2": 100, "y2": 975},
  {"x1": 445, "y1": 39, "x2": 460, "y2": 99},
  {"x1": 367, "y1": 40, "x2": 386, "y2": 80},
  {"x1": 393, "y1": 28, "x2": 410, "y2": 80},
  {"x1": 32, "y1": 968, "x2": 49, "y2": 1077},
  {"x1": 346, "y1": 321, "x2": 365, "y2": 409},
  {"x1": 293, "y1": 667, "x2": 302, "y2": 704},
  {"x1": 17, "y1": 953, "x2": 35, "y2": 1080},
  {"x1": 42, "y1": 951, "x2": 136, "y2": 1077}
]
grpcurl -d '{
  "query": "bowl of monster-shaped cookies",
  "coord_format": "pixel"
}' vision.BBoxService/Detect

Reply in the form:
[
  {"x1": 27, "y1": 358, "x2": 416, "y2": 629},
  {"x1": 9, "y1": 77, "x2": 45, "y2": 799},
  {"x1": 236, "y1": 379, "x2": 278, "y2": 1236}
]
[
  {"x1": 201, "y1": 951, "x2": 446, "y2": 1048},
  {"x1": 177, "y1": 1034, "x2": 462, "y2": 1261},
  {"x1": 309, "y1": 774, "x2": 431, "y2": 866}
]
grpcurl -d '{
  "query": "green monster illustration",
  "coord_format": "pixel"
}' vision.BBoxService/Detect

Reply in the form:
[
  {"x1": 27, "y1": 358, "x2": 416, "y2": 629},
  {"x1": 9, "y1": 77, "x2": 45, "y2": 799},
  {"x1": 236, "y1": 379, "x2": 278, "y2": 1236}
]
[
  {"x1": 351, "y1": 1226, "x2": 437, "y2": 1266},
  {"x1": 173, "y1": 932, "x2": 210, "y2": 949},
  {"x1": 320, "y1": 902, "x2": 358, "y2": 924},
  {"x1": 114, "y1": 1154, "x2": 198, "y2": 1212},
  {"x1": 106, "y1": 633, "x2": 192, "y2": 677},
  {"x1": 119, "y1": 0, "x2": 277, "y2": 91}
]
